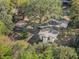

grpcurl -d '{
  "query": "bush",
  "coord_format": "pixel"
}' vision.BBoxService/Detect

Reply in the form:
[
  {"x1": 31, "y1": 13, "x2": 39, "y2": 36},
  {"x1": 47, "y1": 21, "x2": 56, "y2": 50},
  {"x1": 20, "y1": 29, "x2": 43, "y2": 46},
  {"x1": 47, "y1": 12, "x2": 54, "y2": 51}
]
[
  {"x1": 0, "y1": 36, "x2": 14, "y2": 59},
  {"x1": 0, "y1": 36, "x2": 29, "y2": 59},
  {"x1": 0, "y1": 36, "x2": 78, "y2": 59},
  {"x1": 0, "y1": 21, "x2": 7, "y2": 35},
  {"x1": 53, "y1": 46, "x2": 78, "y2": 59},
  {"x1": 19, "y1": 44, "x2": 78, "y2": 59}
]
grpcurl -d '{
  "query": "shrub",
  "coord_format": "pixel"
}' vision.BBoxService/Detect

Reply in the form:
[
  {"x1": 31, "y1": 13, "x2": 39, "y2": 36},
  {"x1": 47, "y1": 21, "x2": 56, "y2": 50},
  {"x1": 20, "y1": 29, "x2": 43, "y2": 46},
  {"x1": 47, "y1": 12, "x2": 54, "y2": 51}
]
[
  {"x1": 0, "y1": 36, "x2": 29, "y2": 59},
  {"x1": 0, "y1": 21, "x2": 7, "y2": 35},
  {"x1": 0, "y1": 36, "x2": 14, "y2": 59},
  {"x1": 19, "y1": 44, "x2": 78, "y2": 59}
]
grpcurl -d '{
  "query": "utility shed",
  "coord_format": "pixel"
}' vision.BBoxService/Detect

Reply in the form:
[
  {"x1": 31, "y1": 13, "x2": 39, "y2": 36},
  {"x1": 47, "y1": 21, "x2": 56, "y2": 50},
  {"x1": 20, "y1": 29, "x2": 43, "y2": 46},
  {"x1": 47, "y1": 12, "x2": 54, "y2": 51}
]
[{"x1": 38, "y1": 29, "x2": 59, "y2": 43}]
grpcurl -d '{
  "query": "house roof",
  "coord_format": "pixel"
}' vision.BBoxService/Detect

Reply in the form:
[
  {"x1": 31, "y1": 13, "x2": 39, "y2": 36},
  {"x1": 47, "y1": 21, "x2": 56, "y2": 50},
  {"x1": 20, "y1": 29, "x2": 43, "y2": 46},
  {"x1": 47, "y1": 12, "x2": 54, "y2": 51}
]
[
  {"x1": 38, "y1": 29, "x2": 59, "y2": 37},
  {"x1": 38, "y1": 18, "x2": 69, "y2": 39}
]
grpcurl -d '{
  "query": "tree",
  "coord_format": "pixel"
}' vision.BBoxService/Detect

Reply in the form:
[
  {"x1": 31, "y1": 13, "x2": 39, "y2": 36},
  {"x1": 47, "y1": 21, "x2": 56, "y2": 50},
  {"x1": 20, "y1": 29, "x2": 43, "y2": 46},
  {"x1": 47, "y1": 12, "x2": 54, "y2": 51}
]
[
  {"x1": 0, "y1": 0, "x2": 14, "y2": 34},
  {"x1": 19, "y1": 44, "x2": 78, "y2": 59},
  {"x1": 0, "y1": 21, "x2": 7, "y2": 35},
  {"x1": 53, "y1": 46, "x2": 78, "y2": 59},
  {"x1": 71, "y1": 34, "x2": 79, "y2": 48},
  {"x1": 70, "y1": 0, "x2": 79, "y2": 28},
  {"x1": 0, "y1": 36, "x2": 14, "y2": 59},
  {"x1": 25, "y1": 0, "x2": 62, "y2": 24},
  {"x1": 11, "y1": 0, "x2": 30, "y2": 8}
]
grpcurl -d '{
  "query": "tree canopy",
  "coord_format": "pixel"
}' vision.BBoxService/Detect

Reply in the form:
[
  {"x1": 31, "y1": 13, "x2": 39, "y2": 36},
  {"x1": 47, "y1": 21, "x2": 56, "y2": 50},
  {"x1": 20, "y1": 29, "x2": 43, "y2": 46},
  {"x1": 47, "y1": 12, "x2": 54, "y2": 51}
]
[
  {"x1": 11, "y1": 0, "x2": 30, "y2": 8},
  {"x1": 25, "y1": 0, "x2": 63, "y2": 24},
  {"x1": 69, "y1": 0, "x2": 79, "y2": 28},
  {"x1": 0, "y1": 21, "x2": 7, "y2": 35},
  {"x1": 20, "y1": 44, "x2": 78, "y2": 59},
  {"x1": 0, "y1": 0, "x2": 14, "y2": 34}
]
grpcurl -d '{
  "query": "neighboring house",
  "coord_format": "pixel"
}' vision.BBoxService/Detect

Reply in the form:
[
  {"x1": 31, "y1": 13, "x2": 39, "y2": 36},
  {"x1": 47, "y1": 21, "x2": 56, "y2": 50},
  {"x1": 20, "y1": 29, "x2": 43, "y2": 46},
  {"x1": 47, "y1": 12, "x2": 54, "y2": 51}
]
[
  {"x1": 38, "y1": 18, "x2": 69, "y2": 44},
  {"x1": 38, "y1": 28, "x2": 59, "y2": 43}
]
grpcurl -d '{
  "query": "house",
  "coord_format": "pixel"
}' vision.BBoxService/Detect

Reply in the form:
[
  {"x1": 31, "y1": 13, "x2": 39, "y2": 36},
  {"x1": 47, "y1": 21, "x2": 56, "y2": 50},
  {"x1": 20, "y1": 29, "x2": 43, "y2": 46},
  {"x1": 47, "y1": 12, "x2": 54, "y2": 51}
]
[{"x1": 38, "y1": 28, "x2": 59, "y2": 43}]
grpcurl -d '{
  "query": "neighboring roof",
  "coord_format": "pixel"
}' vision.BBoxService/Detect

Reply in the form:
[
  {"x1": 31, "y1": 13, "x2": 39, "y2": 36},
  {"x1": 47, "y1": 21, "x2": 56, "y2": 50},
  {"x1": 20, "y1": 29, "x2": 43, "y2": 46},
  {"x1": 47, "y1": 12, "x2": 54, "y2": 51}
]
[
  {"x1": 15, "y1": 20, "x2": 27, "y2": 27},
  {"x1": 49, "y1": 18, "x2": 69, "y2": 28}
]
